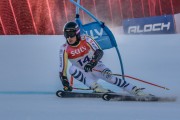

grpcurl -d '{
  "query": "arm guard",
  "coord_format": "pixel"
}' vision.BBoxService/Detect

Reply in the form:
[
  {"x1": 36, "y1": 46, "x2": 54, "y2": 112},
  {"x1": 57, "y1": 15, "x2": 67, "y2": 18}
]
[{"x1": 92, "y1": 49, "x2": 104, "y2": 62}]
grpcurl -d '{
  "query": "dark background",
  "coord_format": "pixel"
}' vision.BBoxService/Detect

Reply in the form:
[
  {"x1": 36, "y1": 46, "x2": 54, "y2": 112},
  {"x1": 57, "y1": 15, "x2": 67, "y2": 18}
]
[{"x1": 0, "y1": 0, "x2": 179, "y2": 35}]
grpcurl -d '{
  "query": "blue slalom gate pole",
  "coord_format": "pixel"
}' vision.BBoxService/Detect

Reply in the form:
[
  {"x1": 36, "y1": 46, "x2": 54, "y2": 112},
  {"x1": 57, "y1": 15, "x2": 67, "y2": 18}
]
[{"x1": 70, "y1": 0, "x2": 125, "y2": 80}]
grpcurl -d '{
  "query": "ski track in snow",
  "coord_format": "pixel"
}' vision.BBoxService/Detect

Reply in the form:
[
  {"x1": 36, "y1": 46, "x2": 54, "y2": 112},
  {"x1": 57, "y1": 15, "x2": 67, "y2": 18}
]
[{"x1": 0, "y1": 94, "x2": 179, "y2": 120}]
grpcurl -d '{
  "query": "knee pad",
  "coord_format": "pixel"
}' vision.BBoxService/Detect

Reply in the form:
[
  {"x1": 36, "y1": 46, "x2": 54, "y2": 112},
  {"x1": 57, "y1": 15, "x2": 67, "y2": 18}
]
[{"x1": 102, "y1": 68, "x2": 112, "y2": 79}]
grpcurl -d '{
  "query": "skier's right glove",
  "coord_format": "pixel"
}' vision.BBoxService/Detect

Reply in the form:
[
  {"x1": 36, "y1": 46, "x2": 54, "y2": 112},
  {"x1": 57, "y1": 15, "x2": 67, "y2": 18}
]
[
  {"x1": 62, "y1": 79, "x2": 73, "y2": 91},
  {"x1": 60, "y1": 73, "x2": 72, "y2": 91}
]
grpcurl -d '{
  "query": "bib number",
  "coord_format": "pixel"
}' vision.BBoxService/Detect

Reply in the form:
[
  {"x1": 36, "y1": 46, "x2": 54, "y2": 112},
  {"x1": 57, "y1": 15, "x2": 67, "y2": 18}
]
[{"x1": 77, "y1": 55, "x2": 90, "y2": 66}]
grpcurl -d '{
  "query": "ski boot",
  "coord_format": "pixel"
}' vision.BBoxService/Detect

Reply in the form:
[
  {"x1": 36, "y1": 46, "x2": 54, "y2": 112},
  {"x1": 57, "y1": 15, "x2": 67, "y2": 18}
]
[
  {"x1": 130, "y1": 86, "x2": 151, "y2": 96},
  {"x1": 90, "y1": 83, "x2": 112, "y2": 93}
]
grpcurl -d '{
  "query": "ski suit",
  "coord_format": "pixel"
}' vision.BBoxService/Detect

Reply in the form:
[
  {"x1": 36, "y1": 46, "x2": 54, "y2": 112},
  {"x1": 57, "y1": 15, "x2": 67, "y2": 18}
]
[{"x1": 59, "y1": 35, "x2": 134, "y2": 92}]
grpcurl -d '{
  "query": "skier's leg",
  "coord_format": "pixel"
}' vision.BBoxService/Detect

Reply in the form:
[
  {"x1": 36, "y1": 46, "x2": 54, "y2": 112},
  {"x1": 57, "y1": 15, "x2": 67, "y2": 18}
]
[
  {"x1": 69, "y1": 65, "x2": 110, "y2": 93},
  {"x1": 69, "y1": 65, "x2": 95, "y2": 87},
  {"x1": 93, "y1": 62, "x2": 134, "y2": 91},
  {"x1": 93, "y1": 62, "x2": 149, "y2": 96}
]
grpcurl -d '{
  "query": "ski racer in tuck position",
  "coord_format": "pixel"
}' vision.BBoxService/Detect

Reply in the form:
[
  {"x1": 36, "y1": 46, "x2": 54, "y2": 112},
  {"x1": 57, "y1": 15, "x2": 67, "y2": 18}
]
[{"x1": 59, "y1": 21, "x2": 149, "y2": 96}]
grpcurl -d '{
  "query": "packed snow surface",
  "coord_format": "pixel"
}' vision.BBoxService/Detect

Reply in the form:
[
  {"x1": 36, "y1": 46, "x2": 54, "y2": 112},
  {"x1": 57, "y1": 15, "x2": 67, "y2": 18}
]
[{"x1": 0, "y1": 34, "x2": 180, "y2": 120}]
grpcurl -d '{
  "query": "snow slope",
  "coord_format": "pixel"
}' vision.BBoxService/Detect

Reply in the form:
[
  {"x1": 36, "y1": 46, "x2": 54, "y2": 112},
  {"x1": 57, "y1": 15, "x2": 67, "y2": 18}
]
[{"x1": 0, "y1": 34, "x2": 180, "y2": 120}]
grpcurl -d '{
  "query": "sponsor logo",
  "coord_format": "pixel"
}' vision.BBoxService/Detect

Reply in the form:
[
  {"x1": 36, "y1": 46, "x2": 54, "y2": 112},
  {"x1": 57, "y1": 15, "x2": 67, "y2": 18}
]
[
  {"x1": 59, "y1": 49, "x2": 63, "y2": 54},
  {"x1": 91, "y1": 43, "x2": 98, "y2": 49},
  {"x1": 59, "y1": 49, "x2": 64, "y2": 67},
  {"x1": 70, "y1": 46, "x2": 87, "y2": 56},
  {"x1": 81, "y1": 36, "x2": 86, "y2": 40},
  {"x1": 128, "y1": 22, "x2": 171, "y2": 34},
  {"x1": 85, "y1": 28, "x2": 104, "y2": 39},
  {"x1": 89, "y1": 40, "x2": 94, "y2": 43},
  {"x1": 59, "y1": 55, "x2": 63, "y2": 67},
  {"x1": 63, "y1": 44, "x2": 67, "y2": 47}
]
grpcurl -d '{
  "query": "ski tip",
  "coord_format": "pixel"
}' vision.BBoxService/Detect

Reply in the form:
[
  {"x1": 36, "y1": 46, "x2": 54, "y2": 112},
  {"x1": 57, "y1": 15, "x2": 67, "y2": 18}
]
[
  {"x1": 102, "y1": 94, "x2": 111, "y2": 101},
  {"x1": 56, "y1": 90, "x2": 64, "y2": 97}
]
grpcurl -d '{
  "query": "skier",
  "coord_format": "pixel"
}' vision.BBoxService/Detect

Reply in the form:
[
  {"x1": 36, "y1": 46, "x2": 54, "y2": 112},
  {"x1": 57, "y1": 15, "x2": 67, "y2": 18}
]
[{"x1": 59, "y1": 21, "x2": 148, "y2": 96}]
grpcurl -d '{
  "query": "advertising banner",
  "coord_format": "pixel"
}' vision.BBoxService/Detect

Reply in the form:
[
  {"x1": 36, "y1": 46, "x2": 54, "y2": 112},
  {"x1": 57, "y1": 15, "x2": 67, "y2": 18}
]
[{"x1": 123, "y1": 15, "x2": 175, "y2": 34}]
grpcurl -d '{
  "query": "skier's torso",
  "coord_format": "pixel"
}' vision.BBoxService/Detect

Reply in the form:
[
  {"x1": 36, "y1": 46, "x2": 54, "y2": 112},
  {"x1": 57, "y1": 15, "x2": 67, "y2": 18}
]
[
  {"x1": 67, "y1": 38, "x2": 94, "y2": 68},
  {"x1": 59, "y1": 35, "x2": 101, "y2": 76}
]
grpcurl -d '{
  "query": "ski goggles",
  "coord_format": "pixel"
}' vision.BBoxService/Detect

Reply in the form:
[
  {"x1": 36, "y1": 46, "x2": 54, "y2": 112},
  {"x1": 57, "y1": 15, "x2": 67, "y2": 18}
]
[{"x1": 64, "y1": 29, "x2": 77, "y2": 38}]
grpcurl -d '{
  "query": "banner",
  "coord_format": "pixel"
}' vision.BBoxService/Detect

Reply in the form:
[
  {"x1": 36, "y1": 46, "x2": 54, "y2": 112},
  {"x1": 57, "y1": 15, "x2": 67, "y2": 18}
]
[
  {"x1": 174, "y1": 13, "x2": 180, "y2": 33},
  {"x1": 71, "y1": 0, "x2": 125, "y2": 79},
  {"x1": 81, "y1": 22, "x2": 115, "y2": 50},
  {"x1": 123, "y1": 15, "x2": 175, "y2": 34}
]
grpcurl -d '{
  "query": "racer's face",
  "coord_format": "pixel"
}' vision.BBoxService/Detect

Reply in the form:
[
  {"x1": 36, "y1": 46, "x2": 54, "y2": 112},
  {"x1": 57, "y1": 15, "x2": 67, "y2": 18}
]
[{"x1": 67, "y1": 36, "x2": 77, "y2": 45}]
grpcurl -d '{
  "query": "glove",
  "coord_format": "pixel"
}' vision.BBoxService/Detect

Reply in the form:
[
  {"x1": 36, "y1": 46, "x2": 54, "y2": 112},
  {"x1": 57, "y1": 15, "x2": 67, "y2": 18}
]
[
  {"x1": 84, "y1": 49, "x2": 103, "y2": 72},
  {"x1": 62, "y1": 80, "x2": 73, "y2": 91},
  {"x1": 84, "y1": 59, "x2": 97, "y2": 72},
  {"x1": 60, "y1": 73, "x2": 72, "y2": 91}
]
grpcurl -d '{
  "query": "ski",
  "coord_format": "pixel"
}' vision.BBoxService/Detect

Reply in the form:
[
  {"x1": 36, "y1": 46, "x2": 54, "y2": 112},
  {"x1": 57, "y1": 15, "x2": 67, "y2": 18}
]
[
  {"x1": 56, "y1": 90, "x2": 103, "y2": 98},
  {"x1": 102, "y1": 93, "x2": 177, "y2": 102}
]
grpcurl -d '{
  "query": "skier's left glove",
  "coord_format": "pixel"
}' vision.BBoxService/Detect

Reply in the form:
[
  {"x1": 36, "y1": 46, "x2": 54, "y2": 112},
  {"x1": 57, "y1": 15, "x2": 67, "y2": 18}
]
[
  {"x1": 84, "y1": 59, "x2": 97, "y2": 72},
  {"x1": 84, "y1": 49, "x2": 103, "y2": 72}
]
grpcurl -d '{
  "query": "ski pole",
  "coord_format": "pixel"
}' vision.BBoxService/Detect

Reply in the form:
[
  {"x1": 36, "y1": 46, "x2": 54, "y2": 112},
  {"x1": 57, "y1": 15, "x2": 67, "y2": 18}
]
[
  {"x1": 70, "y1": 75, "x2": 74, "y2": 86},
  {"x1": 70, "y1": 76, "x2": 91, "y2": 90},
  {"x1": 73, "y1": 87, "x2": 92, "y2": 90},
  {"x1": 93, "y1": 69, "x2": 169, "y2": 90},
  {"x1": 70, "y1": 75, "x2": 91, "y2": 90}
]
